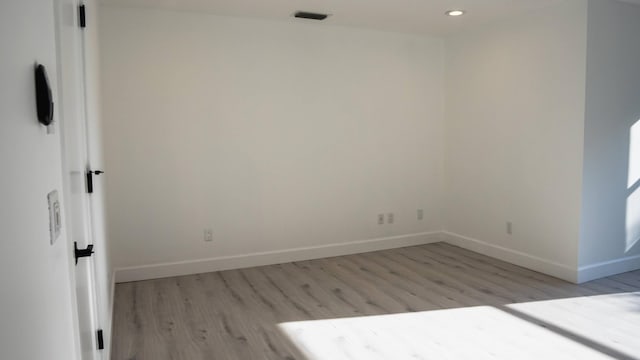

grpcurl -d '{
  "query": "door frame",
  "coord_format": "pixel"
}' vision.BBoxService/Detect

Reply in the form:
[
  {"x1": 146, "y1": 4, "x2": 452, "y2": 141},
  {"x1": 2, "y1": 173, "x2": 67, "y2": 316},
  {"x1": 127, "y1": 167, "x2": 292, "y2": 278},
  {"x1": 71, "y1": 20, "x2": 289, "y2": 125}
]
[{"x1": 54, "y1": 0, "x2": 103, "y2": 359}]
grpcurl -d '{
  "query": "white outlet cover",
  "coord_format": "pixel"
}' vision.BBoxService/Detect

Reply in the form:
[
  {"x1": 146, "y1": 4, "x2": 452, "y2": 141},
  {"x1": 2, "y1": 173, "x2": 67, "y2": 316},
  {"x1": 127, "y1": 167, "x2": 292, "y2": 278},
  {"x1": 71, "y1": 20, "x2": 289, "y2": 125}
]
[
  {"x1": 204, "y1": 229, "x2": 213, "y2": 241},
  {"x1": 47, "y1": 190, "x2": 61, "y2": 245}
]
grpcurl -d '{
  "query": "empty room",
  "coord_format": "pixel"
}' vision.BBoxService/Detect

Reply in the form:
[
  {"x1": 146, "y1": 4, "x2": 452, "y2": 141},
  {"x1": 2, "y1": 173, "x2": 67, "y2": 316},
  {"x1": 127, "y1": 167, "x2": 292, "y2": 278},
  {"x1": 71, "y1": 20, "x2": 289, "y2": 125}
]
[{"x1": 2, "y1": 0, "x2": 640, "y2": 359}]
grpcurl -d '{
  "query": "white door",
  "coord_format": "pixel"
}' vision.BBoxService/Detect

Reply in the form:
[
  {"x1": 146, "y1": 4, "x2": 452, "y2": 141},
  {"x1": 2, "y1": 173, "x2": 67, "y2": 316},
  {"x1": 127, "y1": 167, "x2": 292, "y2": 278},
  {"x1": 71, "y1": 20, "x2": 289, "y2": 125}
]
[{"x1": 55, "y1": 1, "x2": 102, "y2": 359}]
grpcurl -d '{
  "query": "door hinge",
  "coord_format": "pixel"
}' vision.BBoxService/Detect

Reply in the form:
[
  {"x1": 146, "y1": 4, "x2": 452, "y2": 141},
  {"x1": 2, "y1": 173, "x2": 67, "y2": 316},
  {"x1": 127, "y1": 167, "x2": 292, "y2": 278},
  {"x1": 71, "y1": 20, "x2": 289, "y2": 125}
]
[
  {"x1": 97, "y1": 329, "x2": 104, "y2": 350},
  {"x1": 79, "y1": 4, "x2": 86, "y2": 28},
  {"x1": 74, "y1": 242, "x2": 94, "y2": 265},
  {"x1": 86, "y1": 169, "x2": 104, "y2": 194}
]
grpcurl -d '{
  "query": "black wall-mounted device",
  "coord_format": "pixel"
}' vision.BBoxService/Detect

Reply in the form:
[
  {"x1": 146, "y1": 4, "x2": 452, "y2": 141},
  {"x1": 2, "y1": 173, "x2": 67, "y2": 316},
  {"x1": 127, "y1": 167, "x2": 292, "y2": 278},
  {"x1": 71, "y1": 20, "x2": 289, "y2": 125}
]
[
  {"x1": 294, "y1": 11, "x2": 329, "y2": 20},
  {"x1": 34, "y1": 63, "x2": 54, "y2": 126}
]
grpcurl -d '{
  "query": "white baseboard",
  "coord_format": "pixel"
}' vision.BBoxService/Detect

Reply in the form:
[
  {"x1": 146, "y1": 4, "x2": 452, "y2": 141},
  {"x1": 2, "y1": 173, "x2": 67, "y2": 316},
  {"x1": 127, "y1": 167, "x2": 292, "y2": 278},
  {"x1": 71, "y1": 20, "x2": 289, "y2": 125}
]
[
  {"x1": 114, "y1": 231, "x2": 443, "y2": 283},
  {"x1": 113, "y1": 231, "x2": 640, "y2": 284},
  {"x1": 442, "y1": 231, "x2": 578, "y2": 283},
  {"x1": 578, "y1": 254, "x2": 640, "y2": 283}
]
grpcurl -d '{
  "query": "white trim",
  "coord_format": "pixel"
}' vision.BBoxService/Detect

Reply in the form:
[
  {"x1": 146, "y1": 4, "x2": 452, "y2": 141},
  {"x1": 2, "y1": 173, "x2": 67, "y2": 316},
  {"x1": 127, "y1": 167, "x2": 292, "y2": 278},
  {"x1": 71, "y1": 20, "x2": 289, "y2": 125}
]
[
  {"x1": 441, "y1": 231, "x2": 578, "y2": 283},
  {"x1": 578, "y1": 254, "x2": 640, "y2": 283},
  {"x1": 104, "y1": 271, "x2": 116, "y2": 360},
  {"x1": 115, "y1": 232, "x2": 442, "y2": 283},
  {"x1": 114, "y1": 231, "x2": 640, "y2": 284}
]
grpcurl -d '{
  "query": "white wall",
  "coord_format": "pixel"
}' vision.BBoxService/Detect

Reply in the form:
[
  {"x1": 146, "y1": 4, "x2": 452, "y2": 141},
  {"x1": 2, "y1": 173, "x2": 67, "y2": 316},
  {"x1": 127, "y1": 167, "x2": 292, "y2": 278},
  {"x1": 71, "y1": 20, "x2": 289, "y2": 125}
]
[
  {"x1": 579, "y1": 0, "x2": 640, "y2": 274},
  {"x1": 0, "y1": 1, "x2": 78, "y2": 359},
  {"x1": 99, "y1": 7, "x2": 445, "y2": 276},
  {"x1": 444, "y1": 1, "x2": 588, "y2": 279}
]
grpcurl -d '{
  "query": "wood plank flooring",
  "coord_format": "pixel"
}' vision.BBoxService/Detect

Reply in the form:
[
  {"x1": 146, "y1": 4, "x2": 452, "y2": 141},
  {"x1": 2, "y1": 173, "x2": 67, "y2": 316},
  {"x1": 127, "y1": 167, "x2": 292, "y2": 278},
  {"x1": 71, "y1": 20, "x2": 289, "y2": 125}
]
[{"x1": 111, "y1": 242, "x2": 640, "y2": 360}]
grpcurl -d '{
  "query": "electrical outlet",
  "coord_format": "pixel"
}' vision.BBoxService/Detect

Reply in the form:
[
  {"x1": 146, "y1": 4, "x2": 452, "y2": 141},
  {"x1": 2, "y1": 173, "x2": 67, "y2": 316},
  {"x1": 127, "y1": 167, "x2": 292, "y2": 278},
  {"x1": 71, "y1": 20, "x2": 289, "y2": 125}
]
[
  {"x1": 204, "y1": 228, "x2": 213, "y2": 242},
  {"x1": 387, "y1": 213, "x2": 394, "y2": 224},
  {"x1": 378, "y1": 214, "x2": 385, "y2": 225},
  {"x1": 417, "y1": 209, "x2": 424, "y2": 220},
  {"x1": 506, "y1": 221, "x2": 513, "y2": 235}
]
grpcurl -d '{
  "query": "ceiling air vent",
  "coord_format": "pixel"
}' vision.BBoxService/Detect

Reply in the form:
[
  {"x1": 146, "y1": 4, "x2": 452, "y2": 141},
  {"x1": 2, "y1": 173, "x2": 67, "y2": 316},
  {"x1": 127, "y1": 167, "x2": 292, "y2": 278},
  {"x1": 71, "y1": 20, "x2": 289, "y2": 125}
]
[{"x1": 294, "y1": 11, "x2": 329, "y2": 20}]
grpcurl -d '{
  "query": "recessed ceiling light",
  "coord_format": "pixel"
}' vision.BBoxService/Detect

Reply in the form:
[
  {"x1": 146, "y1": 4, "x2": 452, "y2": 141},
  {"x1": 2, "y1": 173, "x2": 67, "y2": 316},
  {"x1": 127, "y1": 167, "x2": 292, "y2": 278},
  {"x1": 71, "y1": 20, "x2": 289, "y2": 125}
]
[{"x1": 445, "y1": 10, "x2": 466, "y2": 17}]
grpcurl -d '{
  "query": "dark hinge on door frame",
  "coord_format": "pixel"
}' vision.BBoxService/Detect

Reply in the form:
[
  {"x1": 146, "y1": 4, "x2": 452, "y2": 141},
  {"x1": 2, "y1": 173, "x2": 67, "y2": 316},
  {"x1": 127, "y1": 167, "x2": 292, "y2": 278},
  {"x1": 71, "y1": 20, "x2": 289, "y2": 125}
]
[
  {"x1": 86, "y1": 170, "x2": 94, "y2": 193},
  {"x1": 79, "y1": 4, "x2": 86, "y2": 28},
  {"x1": 86, "y1": 169, "x2": 104, "y2": 194},
  {"x1": 96, "y1": 329, "x2": 104, "y2": 350}
]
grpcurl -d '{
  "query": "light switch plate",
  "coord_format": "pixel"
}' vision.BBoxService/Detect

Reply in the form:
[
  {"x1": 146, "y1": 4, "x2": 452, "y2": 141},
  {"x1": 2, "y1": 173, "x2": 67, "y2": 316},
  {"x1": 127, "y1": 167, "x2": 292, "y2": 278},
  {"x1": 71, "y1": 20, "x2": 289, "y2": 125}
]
[{"x1": 47, "y1": 190, "x2": 61, "y2": 244}]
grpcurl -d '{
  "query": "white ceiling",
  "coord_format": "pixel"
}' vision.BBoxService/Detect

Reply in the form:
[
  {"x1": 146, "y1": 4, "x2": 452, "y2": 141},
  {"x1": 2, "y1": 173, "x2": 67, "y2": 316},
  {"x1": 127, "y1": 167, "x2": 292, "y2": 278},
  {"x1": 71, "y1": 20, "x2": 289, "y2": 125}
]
[{"x1": 97, "y1": 0, "x2": 639, "y2": 36}]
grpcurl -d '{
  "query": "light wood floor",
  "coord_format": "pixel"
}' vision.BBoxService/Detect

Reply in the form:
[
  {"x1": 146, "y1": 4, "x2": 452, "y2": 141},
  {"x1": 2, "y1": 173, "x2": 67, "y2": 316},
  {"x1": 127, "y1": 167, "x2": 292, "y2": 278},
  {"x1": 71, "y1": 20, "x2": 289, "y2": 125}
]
[{"x1": 111, "y1": 242, "x2": 640, "y2": 360}]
